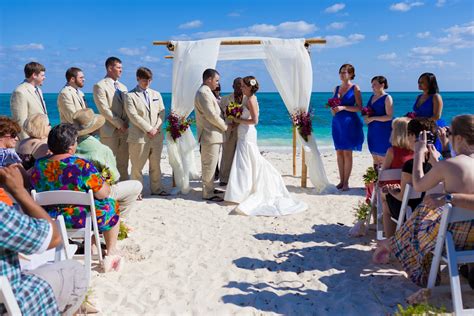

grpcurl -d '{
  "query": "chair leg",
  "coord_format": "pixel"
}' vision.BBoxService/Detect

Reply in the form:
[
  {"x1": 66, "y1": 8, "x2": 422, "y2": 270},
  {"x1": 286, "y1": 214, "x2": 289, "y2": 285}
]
[
  {"x1": 84, "y1": 216, "x2": 92, "y2": 282},
  {"x1": 446, "y1": 233, "x2": 465, "y2": 314}
]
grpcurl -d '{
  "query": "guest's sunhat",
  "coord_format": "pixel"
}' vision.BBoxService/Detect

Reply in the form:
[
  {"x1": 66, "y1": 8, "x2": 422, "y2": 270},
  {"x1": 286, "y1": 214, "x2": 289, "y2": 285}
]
[{"x1": 72, "y1": 109, "x2": 105, "y2": 136}]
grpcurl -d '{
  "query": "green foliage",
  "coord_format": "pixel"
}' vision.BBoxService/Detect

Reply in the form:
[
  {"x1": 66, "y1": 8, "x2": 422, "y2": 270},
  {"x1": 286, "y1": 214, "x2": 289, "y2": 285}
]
[
  {"x1": 354, "y1": 200, "x2": 371, "y2": 221},
  {"x1": 394, "y1": 303, "x2": 447, "y2": 316},
  {"x1": 118, "y1": 222, "x2": 129, "y2": 240},
  {"x1": 363, "y1": 166, "x2": 378, "y2": 185}
]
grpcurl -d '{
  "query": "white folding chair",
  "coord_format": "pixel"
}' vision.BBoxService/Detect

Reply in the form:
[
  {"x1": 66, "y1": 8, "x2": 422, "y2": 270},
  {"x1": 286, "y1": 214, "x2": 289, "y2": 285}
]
[
  {"x1": 428, "y1": 204, "x2": 474, "y2": 315},
  {"x1": 395, "y1": 182, "x2": 445, "y2": 230},
  {"x1": 31, "y1": 190, "x2": 103, "y2": 281},
  {"x1": 0, "y1": 276, "x2": 21, "y2": 316},
  {"x1": 375, "y1": 168, "x2": 402, "y2": 240}
]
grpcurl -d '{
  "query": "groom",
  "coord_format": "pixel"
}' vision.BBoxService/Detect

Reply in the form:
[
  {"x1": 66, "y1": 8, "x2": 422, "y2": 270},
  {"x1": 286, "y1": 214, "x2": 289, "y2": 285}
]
[{"x1": 194, "y1": 69, "x2": 228, "y2": 202}]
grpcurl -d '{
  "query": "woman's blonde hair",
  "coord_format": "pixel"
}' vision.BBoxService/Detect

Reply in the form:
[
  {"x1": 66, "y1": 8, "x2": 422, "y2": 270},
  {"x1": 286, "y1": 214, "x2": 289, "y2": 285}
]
[
  {"x1": 390, "y1": 117, "x2": 411, "y2": 149},
  {"x1": 23, "y1": 113, "x2": 50, "y2": 139}
]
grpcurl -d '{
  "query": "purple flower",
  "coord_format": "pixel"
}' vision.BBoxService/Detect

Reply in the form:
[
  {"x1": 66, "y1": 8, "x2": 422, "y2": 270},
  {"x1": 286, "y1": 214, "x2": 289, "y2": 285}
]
[{"x1": 62, "y1": 165, "x2": 81, "y2": 186}]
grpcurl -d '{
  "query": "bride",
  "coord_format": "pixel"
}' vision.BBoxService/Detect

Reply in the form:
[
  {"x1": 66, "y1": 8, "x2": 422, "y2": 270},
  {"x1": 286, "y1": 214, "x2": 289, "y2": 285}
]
[{"x1": 224, "y1": 76, "x2": 308, "y2": 216}]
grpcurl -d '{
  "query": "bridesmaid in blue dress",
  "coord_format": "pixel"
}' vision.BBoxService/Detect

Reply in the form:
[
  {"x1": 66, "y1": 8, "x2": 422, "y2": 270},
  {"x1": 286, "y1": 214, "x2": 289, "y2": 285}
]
[
  {"x1": 413, "y1": 73, "x2": 446, "y2": 151},
  {"x1": 364, "y1": 76, "x2": 393, "y2": 169},
  {"x1": 331, "y1": 64, "x2": 364, "y2": 191}
]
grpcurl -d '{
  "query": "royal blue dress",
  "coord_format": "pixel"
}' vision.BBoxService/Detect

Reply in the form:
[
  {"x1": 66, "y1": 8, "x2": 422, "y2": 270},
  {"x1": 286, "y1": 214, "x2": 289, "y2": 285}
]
[
  {"x1": 331, "y1": 85, "x2": 364, "y2": 151},
  {"x1": 413, "y1": 94, "x2": 446, "y2": 151},
  {"x1": 367, "y1": 94, "x2": 392, "y2": 156}
]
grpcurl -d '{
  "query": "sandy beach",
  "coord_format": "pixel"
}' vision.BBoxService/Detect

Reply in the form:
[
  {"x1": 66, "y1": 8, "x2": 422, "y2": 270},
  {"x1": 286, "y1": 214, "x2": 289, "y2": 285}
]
[{"x1": 88, "y1": 149, "x2": 473, "y2": 315}]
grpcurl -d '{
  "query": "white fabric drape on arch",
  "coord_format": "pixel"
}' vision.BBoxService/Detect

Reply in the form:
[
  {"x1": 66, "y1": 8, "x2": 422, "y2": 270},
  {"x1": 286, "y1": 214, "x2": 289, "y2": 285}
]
[
  {"x1": 261, "y1": 38, "x2": 335, "y2": 193},
  {"x1": 167, "y1": 37, "x2": 333, "y2": 194},
  {"x1": 167, "y1": 39, "x2": 220, "y2": 194}
]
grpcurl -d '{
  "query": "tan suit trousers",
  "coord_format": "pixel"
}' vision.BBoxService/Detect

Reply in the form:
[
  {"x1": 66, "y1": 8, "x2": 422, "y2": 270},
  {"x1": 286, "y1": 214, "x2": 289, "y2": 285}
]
[
  {"x1": 201, "y1": 142, "x2": 221, "y2": 198},
  {"x1": 219, "y1": 127, "x2": 238, "y2": 183},
  {"x1": 128, "y1": 141, "x2": 163, "y2": 194},
  {"x1": 101, "y1": 133, "x2": 129, "y2": 181}
]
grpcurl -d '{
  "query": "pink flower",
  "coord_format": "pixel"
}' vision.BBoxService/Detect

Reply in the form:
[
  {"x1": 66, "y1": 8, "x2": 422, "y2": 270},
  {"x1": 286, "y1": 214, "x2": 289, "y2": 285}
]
[
  {"x1": 290, "y1": 109, "x2": 313, "y2": 142},
  {"x1": 326, "y1": 97, "x2": 341, "y2": 108},
  {"x1": 361, "y1": 106, "x2": 375, "y2": 117},
  {"x1": 405, "y1": 112, "x2": 417, "y2": 119}
]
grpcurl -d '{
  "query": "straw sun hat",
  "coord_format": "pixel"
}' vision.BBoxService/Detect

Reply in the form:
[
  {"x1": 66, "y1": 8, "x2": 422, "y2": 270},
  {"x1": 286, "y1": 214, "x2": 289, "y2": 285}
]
[{"x1": 72, "y1": 109, "x2": 105, "y2": 136}]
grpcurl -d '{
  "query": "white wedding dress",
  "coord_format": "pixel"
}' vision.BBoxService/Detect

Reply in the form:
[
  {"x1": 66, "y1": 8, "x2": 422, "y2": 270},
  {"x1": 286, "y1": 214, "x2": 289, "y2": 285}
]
[{"x1": 224, "y1": 97, "x2": 308, "y2": 216}]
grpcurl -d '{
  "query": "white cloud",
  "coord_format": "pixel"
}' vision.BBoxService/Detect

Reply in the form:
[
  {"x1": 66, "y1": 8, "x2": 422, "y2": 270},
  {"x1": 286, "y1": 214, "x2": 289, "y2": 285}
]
[
  {"x1": 378, "y1": 34, "x2": 389, "y2": 42},
  {"x1": 416, "y1": 31, "x2": 431, "y2": 38},
  {"x1": 12, "y1": 43, "x2": 44, "y2": 51},
  {"x1": 324, "y1": 33, "x2": 365, "y2": 48},
  {"x1": 324, "y1": 3, "x2": 345, "y2": 13},
  {"x1": 390, "y1": 1, "x2": 424, "y2": 12},
  {"x1": 141, "y1": 55, "x2": 160, "y2": 63},
  {"x1": 436, "y1": 0, "x2": 446, "y2": 7},
  {"x1": 227, "y1": 12, "x2": 240, "y2": 17},
  {"x1": 179, "y1": 20, "x2": 203, "y2": 29},
  {"x1": 378, "y1": 52, "x2": 397, "y2": 60},
  {"x1": 438, "y1": 21, "x2": 474, "y2": 49},
  {"x1": 327, "y1": 22, "x2": 346, "y2": 30},
  {"x1": 188, "y1": 21, "x2": 318, "y2": 39},
  {"x1": 412, "y1": 46, "x2": 449, "y2": 55},
  {"x1": 118, "y1": 46, "x2": 147, "y2": 56}
]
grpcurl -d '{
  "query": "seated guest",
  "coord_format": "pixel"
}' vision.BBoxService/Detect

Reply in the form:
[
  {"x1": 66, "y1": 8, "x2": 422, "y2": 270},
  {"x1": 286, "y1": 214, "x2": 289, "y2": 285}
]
[
  {"x1": 381, "y1": 117, "x2": 413, "y2": 171},
  {"x1": 374, "y1": 115, "x2": 474, "y2": 293},
  {"x1": 0, "y1": 116, "x2": 21, "y2": 167},
  {"x1": 30, "y1": 123, "x2": 123, "y2": 271},
  {"x1": 16, "y1": 113, "x2": 51, "y2": 170},
  {"x1": 0, "y1": 164, "x2": 87, "y2": 315},
  {"x1": 381, "y1": 118, "x2": 435, "y2": 237},
  {"x1": 73, "y1": 109, "x2": 142, "y2": 214}
]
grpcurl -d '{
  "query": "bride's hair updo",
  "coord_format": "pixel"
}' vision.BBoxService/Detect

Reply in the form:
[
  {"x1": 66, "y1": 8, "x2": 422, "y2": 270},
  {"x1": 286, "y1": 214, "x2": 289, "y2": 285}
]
[{"x1": 243, "y1": 76, "x2": 259, "y2": 95}]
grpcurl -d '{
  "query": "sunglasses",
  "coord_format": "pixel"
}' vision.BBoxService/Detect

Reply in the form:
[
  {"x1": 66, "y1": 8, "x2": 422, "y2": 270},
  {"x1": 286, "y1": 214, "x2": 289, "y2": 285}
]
[
  {"x1": 445, "y1": 127, "x2": 452, "y2": 137},
  {"x1": 1, "y1": 133, "x2": 17, "y2": 139}
]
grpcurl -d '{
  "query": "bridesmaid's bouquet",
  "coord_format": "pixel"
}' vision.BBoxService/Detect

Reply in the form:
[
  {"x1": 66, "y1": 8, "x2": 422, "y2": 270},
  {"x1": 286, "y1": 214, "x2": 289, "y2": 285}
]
[
  {"x1": 405, "y1": 112, "x2": 417, "y2": 119},
  {"x1": 290, "y1": 109, "x2": 313, "y2": 142},
  {"x1": 225, "y1": 101, "x2": 243, "y2": 120},
  {"x1": 361, "y1": 106, "x2": 375, "y2": 117},
  {"x1": 325, "y1": 97, "x2": 341, "y2": 109},
  {"x1": 166, "y1": 111, "x2": 194, "y2": 141}
]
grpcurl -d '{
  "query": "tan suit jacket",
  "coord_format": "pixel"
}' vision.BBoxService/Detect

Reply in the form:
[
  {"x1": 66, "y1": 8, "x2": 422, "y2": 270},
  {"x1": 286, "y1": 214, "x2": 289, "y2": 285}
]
[
  {"x1": 10, "y1": 81, "x2": 48, "y2": 139},
  {"x1": 93, "y1": 77, "x2": 128, "y2": 138},
  {"x1": 194, "y1": 85, "x2": 227, "y2": 144},
  {"x1": 125, "y1": 87, "x2": 165, "y2": 144},
  {"x1": 57, "y1": 85, "x2": 87, "y2": 123}
]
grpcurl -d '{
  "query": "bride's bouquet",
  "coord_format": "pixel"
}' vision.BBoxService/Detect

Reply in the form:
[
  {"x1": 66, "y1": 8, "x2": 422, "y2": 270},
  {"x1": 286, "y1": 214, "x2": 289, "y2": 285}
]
[
  {"x1": 225, "y1": 101, "x2": 243, "y2": 120},
  {"x1": 166, "y1": 111, "x2": 194, "y2": 141}
]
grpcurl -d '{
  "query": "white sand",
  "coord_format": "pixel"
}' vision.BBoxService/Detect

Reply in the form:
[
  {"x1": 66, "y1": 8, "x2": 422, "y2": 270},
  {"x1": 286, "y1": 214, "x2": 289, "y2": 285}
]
[{"x1": 89, "y1": 149, "x2": 472, "y2": 315}]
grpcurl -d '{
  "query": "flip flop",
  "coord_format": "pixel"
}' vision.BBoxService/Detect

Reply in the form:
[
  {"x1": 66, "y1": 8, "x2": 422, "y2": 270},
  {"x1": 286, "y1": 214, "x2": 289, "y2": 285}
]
[
  {"x1": 136, "y1": 194, "x2": 143, "y2": 201},
  {"x1": 152, "y1": 190, "x2": 170, "y2": 196},
  {"x1": 213, "y1": 188, "x2": 225, "y2": 194},
  {"x1": 204, "y1": 196, "x2": 224, "y2": 202}
]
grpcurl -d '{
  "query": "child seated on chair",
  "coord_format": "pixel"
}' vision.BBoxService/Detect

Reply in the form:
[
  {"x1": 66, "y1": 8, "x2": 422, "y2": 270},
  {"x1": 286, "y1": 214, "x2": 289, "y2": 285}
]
[
  {"x1": 0, "y1": 164, "x2": 87, "y2": 315},
  {"x1": 373, "y1": 114, "x2": 474, "y2": 302},
  {"x1": 30, "y1": 123, "x2": 123, "y2": 272}
]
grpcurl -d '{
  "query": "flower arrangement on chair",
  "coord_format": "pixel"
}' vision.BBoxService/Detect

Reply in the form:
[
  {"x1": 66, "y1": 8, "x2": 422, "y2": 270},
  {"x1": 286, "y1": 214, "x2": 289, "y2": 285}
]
[
  {"x1": 290, "y1": 109, "x2": 313, "y2": 142},
  {"x1": 166, "y1": 111, "x2": 194, "y2": 141}
]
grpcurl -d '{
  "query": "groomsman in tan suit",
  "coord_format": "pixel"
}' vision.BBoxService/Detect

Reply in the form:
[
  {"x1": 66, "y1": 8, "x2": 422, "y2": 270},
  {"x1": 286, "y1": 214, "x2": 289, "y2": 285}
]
[
  {"x1": 57, "y1": 67, "x2": 87, "y2": 123},
  {"x1": 93, "y1": 57, "x2": 129, "y2": 180},
  {"x1": 125, "y1": 67, "x2": 168, "y2": 197},
  {"x1": 194, "y1": 69, "x2": 227, "y2": 202},
  {"x1": 219, "y1": 77, "x2": 243, "y2": 185},
  {"x1": 10, "y1": 62, "x2": 48, "y2": 139}
]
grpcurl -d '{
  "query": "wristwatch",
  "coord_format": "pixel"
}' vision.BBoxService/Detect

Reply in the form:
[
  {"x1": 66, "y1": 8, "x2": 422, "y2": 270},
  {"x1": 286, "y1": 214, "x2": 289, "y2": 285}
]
[{"x1": 445, "y1": 193, "x2": 453, "y2": 204}]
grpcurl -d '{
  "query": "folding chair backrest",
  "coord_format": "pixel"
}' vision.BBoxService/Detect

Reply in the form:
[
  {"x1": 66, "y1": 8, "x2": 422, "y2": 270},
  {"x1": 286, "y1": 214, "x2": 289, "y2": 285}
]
[
  {"x1": 376, "y1": 168, "x2": 402, "y2": 240},
  {"x1": 0, "y1": 276, "x2": 21, "y2": 316},
  {"x1": 396, "y1": 184, "x2": 423, "y2": 230},
  {"x1": 428, "y1": 204, "x2": 474, "y2": 315}
]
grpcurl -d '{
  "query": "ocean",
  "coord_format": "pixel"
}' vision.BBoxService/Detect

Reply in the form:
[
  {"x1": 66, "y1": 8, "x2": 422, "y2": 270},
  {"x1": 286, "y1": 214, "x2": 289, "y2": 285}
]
[{"x1": 1, "y1": 92, "x2": 473, "y2": 152}]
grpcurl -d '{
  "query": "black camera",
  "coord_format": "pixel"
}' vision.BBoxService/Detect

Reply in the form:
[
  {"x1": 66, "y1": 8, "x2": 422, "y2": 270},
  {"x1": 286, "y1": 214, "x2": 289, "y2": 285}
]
[{"x1": 416, "y1": 131, "x2": 436, "y2": 144}]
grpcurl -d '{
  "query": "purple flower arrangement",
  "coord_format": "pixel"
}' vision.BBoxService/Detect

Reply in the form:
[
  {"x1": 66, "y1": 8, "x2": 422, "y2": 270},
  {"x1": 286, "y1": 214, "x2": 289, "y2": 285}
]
[
  {"x1": 225, "y1": 101, "x2": 243, "y2": 119},
  {"x1": 290, "y1": 109, "x2": 313, "y2": 142},
  {"x1": 325, "y1": 97, "x2": 341, "y2": 108},
  {"x1": 166, "y1": 112, "x2": 194, "y2": 141}
]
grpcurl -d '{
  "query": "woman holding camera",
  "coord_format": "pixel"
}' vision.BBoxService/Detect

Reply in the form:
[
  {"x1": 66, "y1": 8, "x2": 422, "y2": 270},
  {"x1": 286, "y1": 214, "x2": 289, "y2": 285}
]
[{"x1": 380, "y1": 118, "x2": 436, "y2": 237}]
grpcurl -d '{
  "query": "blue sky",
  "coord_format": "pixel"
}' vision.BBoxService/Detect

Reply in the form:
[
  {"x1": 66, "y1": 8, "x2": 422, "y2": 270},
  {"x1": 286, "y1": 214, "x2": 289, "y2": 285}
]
[{"x1": 0, "y1": 0, "x2": 473, "y2": 93}]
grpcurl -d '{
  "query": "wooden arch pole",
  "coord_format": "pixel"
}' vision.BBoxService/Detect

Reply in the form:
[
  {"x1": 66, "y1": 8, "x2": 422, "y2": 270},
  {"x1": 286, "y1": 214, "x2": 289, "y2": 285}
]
[{"x1": 153, "y1": 38, "x2": 326, "y2": 188}]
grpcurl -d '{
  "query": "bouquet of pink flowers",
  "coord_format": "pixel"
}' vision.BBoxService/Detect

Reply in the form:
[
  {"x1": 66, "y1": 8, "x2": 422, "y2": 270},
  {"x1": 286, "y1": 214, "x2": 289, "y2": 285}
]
[
  {"x1": 326, "y1": 97, "x2": 341, "y2": 108},
  {"x1": 166, "y1": 112, "x2": 194, "y2": 141},
  {"x1": 361, "y1": 106, "x2": 375, "y2": 117},
  {"x1": 290, "y1": 109, "x2": 313, "y2": 142},
  {"x1": 405, "y1": 112, "x2": 417, "y2": 119},
  {"x1": 226, "y1": 101, "x2": 243, "y2": 120}
]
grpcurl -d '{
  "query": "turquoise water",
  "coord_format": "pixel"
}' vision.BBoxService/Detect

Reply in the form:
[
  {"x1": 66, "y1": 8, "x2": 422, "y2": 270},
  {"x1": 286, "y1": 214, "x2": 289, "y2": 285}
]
[{"x1": 1, "y1": 92, "x2": 472, "y2": 150}]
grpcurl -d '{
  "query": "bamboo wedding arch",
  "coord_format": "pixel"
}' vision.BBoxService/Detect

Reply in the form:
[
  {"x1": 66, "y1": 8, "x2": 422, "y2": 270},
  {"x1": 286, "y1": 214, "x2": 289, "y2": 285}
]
[{"x1": 153, "y1": 38, "x2": 326, "y2": 188}]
